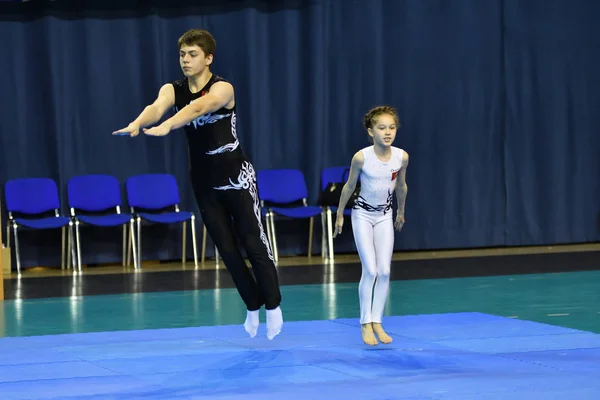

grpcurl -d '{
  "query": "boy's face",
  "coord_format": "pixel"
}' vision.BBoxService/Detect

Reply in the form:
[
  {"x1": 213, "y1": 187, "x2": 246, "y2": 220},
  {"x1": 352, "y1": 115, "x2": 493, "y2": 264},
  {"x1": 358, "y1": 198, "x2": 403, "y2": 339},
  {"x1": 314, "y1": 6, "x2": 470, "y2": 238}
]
[{"x1": 179, "y1": 44, "x2": 213, "y2": 77}]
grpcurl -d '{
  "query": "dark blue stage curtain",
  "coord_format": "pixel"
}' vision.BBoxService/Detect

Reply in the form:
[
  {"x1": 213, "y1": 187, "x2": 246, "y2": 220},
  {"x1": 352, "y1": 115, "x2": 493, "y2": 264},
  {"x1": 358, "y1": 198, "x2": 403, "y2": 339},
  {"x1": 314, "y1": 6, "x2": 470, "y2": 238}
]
[{"x1": 0, "y1": 0, "x2": 598, "y2": 268}]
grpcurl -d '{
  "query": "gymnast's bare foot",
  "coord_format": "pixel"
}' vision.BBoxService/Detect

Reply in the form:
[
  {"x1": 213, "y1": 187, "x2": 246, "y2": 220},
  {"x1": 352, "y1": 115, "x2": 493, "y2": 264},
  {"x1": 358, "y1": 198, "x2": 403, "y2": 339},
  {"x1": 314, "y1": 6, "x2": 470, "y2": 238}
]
[
  {"x1": 372, "y1": 323, "x2": 393, "y2": 344},
  {"x1": 361, "y1": 323, "x2": 378, "y2": 346}
]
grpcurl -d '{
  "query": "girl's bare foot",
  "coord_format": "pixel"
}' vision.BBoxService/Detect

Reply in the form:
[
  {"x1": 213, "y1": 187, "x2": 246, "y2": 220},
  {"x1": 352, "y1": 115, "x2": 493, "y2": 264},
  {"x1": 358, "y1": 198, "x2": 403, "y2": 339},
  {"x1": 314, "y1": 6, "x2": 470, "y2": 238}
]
[
  {"x1": 372, "y1": 323, "x2": 392, "y2": 344},
  {"x1": 361, "y1": 323, "x2": 378, "y2": 346}
]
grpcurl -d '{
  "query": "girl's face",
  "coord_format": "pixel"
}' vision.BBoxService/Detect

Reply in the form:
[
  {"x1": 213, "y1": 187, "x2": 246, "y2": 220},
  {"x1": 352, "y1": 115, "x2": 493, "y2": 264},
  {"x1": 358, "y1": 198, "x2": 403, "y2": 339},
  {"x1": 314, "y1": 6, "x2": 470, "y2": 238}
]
[{"x1": 368, "y1": 113, "x2": 397, "y2": 147}]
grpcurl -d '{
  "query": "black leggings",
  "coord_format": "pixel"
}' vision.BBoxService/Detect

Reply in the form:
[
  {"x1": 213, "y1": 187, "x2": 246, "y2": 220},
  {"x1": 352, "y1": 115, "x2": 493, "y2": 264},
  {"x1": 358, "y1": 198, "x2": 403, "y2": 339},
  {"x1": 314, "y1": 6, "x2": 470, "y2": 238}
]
[{"x1": 191, "y1": 161, "x2": 281, "y2": 311}]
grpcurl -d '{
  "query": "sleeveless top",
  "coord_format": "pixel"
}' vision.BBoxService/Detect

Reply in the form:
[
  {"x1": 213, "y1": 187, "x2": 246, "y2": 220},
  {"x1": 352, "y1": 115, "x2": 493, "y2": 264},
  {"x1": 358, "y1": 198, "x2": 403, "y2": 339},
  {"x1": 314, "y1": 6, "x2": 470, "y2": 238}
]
[
  {"x1": 170, "y1": 74, "x2": 248, "y2": 188},
  {"x1": 353, "y1": 146, "x2": 404, "y2": 215}
]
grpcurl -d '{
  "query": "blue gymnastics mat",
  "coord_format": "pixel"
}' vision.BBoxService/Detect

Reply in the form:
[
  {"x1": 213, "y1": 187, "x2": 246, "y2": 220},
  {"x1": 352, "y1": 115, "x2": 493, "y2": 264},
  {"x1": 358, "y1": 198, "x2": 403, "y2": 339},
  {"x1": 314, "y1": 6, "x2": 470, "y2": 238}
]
[{"x1": 1, "y1": 312, "x2": 599, "y2": 399}]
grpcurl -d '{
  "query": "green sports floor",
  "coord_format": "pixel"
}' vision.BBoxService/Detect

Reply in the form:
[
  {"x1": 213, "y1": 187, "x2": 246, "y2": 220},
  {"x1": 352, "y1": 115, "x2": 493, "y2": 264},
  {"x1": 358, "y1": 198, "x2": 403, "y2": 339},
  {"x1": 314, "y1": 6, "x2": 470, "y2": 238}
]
[{"x1": 2, "y1": 249, "x2": 599, "y2": 338}]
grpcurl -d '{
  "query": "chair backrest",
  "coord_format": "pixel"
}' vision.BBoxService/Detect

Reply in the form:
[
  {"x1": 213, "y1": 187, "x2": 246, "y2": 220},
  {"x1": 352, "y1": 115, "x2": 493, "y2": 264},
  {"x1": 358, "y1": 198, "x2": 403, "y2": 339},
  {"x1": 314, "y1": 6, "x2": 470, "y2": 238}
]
[
  {"x1": 125, "y1": 173, "x2": 180, "y2": 210},
  {"x1": 257, "y1": 169, "x2": 309, "y2": 204},
  {"x1": 321, "y1": 166, "x2": 350, "y2": 190},
  {"x1": 5, "y1": 178, "x2": 61, "y2": 215},
  {"x1": 68, "y1": 174, "x2": 122, "y2": 212}
]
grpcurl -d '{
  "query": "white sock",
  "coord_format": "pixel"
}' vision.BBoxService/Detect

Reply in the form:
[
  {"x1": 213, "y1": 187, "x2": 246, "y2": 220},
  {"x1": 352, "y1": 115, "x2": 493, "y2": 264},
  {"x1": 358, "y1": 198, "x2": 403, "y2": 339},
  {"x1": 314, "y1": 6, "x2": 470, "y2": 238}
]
[
  {"x1": 266, "y1": 306, "x2": 283, "y2": 340},
  {"x1": 244, "y1": 310, "x2": 259, "y2": 338}
]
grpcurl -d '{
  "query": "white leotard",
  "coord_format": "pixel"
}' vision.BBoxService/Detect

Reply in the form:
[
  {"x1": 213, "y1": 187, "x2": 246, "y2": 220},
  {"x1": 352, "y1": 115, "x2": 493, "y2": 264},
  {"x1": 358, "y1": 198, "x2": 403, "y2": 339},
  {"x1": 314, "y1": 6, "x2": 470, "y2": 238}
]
[
  {"x1": 352, "y1": 146, "x2": 405, "y2": 218},
  {"x1": 350, "y1": 145, "x2": 405, "y2": 325}
]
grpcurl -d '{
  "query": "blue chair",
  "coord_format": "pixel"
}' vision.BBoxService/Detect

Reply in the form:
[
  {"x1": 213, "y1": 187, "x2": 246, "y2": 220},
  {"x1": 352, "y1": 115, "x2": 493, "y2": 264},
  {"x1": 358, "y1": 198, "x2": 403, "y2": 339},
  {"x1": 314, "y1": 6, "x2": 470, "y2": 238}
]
[
  {"x1": 67, "y1": 174, "x2": 138, "y2": 271},
  {"x1": 125, "y1": 173, "x2": 198, "y2": 267},
  {"x1": 320, "y1": 166, "x2": 356, "y2": 260},
  {"x1": 4, "y1": 178, "x2": 75, "y2": 275},
  {"x1": 257, "y1": 169, "x2": 323, "y2": 262}
]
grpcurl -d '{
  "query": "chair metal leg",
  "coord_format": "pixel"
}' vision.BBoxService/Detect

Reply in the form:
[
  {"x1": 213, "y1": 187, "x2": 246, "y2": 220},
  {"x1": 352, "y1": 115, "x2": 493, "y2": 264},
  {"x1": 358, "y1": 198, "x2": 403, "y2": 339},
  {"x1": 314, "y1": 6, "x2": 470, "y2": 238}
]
[
  {"x1": 182, "y1": 221, "x2": 187, "y2": 266},
  {"x1": 75, "y1": 220, "x2": 82, "y2": 273},
  {"x1": 12, "y1": 223, "x2": 21, "y2": 276},
  {"x1": 136, "y1": 216, "x2": 142, "y2": 269},
  {"x1": 265, "y1": 213, "x2": 274, "y2": 258},
  {"x1": 201, "y1": 225, "x2": 207, "y2": 263},
  {"x1": 191, "y1": 215, "x2": 198, "y2": 268},
  {"x1": 129, "y1": 218, "x2": 138, "y2": 269},
  {"x1": 308, "y1": 216, "x2": 314, "y2": 257},
  {"x1": 126, "y1": 222, "x2": 132, "y2": 267},
  {"x1": 268, "y1": 212, "x2": 279, "y2": 263},
  {"x1": 6, "y1": 224, "x2": 11, "y2": 273},
  {"x1": 122, "y1": 224, "x2": 127, "y2": 267},
  {"x1": 326, "y1": 208, "x2": 335, "y2": 261},
  {"x1": 69, "y1": 222, "x2": 77, "y2": 271},
  {"x1": 61, "y1": 226, "x2": 66, "y2": 270},
  {"x1": 67, "y1": 224, "x2": 72, "y2": 270},
  {"x1": 200, "y1": 223, "x2": 221, "y2": 264},
  {"x1": 321, "y1": 211, "x2": 327, "y2": 259}
]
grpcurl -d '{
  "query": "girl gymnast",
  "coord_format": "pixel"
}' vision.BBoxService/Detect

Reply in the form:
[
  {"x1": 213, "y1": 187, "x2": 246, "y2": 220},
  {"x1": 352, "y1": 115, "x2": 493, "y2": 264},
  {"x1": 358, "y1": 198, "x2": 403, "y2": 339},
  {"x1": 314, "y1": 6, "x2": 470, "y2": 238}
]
[{"x1": 333, "y1": 105, "x2": 409, "y2": 346}]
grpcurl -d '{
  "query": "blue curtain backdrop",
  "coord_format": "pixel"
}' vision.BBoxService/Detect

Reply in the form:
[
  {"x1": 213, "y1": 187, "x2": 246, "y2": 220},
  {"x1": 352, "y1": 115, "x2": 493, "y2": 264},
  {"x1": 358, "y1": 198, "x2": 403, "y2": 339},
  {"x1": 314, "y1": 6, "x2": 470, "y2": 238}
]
[{"x1": 0, "y1": 0, "x2": 598, "y2": 268}]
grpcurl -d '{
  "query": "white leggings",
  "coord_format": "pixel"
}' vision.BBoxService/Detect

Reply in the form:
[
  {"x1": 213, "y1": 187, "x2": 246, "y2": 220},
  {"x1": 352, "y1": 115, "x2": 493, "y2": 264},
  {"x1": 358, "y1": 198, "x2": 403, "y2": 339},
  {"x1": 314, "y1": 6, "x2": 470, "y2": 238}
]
[{"x1": 351, "y1": 209, "x2": 394, "y2": 325}]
